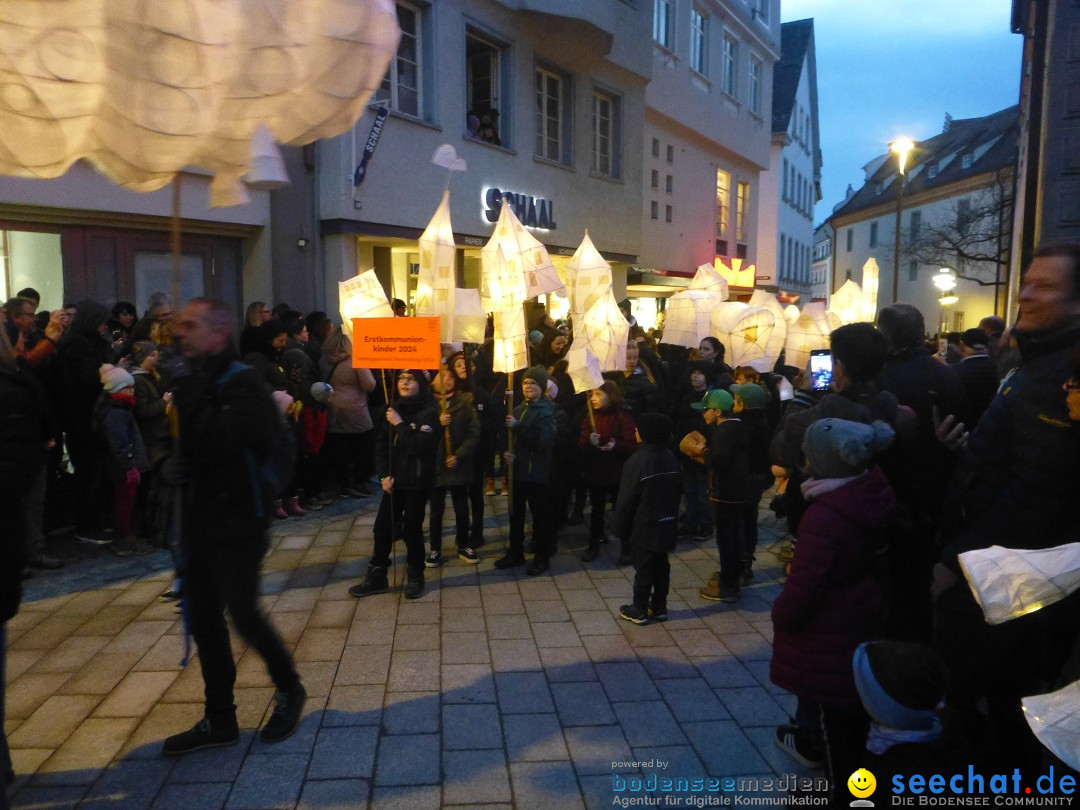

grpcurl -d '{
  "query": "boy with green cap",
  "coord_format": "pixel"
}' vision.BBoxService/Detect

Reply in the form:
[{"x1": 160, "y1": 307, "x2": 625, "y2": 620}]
[{"x1": 496, "y1": 365, "x2": 556, "y2": 574}]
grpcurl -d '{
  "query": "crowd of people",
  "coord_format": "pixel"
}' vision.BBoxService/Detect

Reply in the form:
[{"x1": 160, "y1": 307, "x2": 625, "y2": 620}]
[{"x1": 2, "y1": 240, "x2": 1079, "y2": 794}]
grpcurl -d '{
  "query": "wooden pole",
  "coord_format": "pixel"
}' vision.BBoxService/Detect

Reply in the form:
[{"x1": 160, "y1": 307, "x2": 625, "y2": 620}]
[
  {"x1": 439, "y1": 369, "x2": 452, "y2": 459},
  {"x1": 504, "y1": 386, "x2": 514, "y2": 503},
  {"x1": 586, "y1": 392, "x2": 597, "y2": 432}
]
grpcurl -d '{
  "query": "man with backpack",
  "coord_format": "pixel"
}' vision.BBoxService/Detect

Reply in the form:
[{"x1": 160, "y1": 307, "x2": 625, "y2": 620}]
[{"x1": 160, "y1": 297, "x2": 305, "y2": 756}]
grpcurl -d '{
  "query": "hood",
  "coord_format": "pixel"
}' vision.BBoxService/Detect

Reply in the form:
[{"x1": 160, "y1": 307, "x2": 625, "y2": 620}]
[
  {"x1": 70, "y1": 300, "x2": 110, "y2": 338},
  {"x1": 810, "y1": 465, "x2": 895, "y2": 529}
]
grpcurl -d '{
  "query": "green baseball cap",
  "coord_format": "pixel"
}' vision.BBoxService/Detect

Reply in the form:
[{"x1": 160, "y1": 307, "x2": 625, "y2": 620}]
[{"x1": 691, "y1": 388, "x2": 734, "y2": 412}]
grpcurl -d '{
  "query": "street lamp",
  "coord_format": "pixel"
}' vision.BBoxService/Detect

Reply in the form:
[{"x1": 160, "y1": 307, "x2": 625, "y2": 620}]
[
  {"x1": 890, "y1": 137, "x2": 915, "y2": 304},
  {"x1": 933, "y1": 267, "x2": 959, "y2": 347}
]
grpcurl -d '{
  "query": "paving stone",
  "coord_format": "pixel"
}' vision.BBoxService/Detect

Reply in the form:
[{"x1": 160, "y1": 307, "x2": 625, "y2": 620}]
[
  {"x1": 324, "y1": 685, "x2": 384, "y2": 725},
  {"x1": 33, "y1": 717, "x2": 141, "y2": 785},
  {"x1": 93, "y1": 671, "x2": 178, "y2": 718},
  {"x1": 29, "y1": 635, "x2": 111, "y2": 675},
  {"x1": 637, "y1": 646, "x2": 694, "y2": 679},
  {"x1": 518, "y1": 581, "x2": 561, "y2": 602},
  {"x1": 4, "y1": 673, "x2": 71, "y2": 721},
  {"x1": 551, "y1": 682, "x2": 616, "y2": 727},
  {"x1": 102, "y1": 621, "x2": 173, "y2": 654},
  {"x1": 720, "y1": 632, "x2": 774, "y2": 662},
  {"x1": 440, "y1": 664, "x2": 497, "y2": 704},
  {"x1": 442, "y1": 749, "x2": 512, "y2": 804},
  {"x1": 612, "y1": 700, "x2": 687, "y2": 747},
  {"x1": 307, "y1": 725, "x2": 379, "y2": 779},
  {"x1": 714, "y1": 686, "x2": 789, "y2": 727},
  {"x1": 485, "y1": 614, "x2": 532, "y2": 640},
  {"x1": 397, "y1": 603, "x2": 440, "y2": 624},
  {"x1": 673, "y1": 628, "x2": 727, "y2": 657},
  {"x1": 250, "y1": 705, "x2": 324, "y2": 755},
  {"x1": 292, "y1": 627, "x2": 348, "y2": 662},
  {"x1": 495, "y1": 672, "x2": 555, "y2": 714},
  {"x1": 489, "y1": 639, "x2": 540, "y2": 672},
  {"x1": 682, "y1": 720, "x2": 771, "y2": 776},
  {"x1": 441, "y1": 586, "x2": 483, "y2": 609},
  {"x1": 509, "y1": 760, "x2": 585, "y2": 809},
  {"x1": 80, "y1": 758, "x2": 173, "y2": 810},
  {"x1": 132, "y1": 634, "x2": 188, "y2": 673},
  {"x1": 563, "y1": 725, "x2": 634, "y2": 776},
  {"x1": 531, "y1": 621, "x2": 582, "y2": 648},
  {"x1": 595, "y1": 662, "x2": 660, "y2": 702},
  {"x1": 442, "y1": 704, "x2": 503, "y2": 749},
  {"x1": 297, "y1": 778, "x2": 371, "y2": 809},
  {"x1": 629, "y1": 744, "x2": 706, "y2": 781},
  {"x1": 580, "y1": 634, "x2": 635, "y2": 663},
  {"x1": 8, "y1": 694, "x2": 101, "y2": 749},
  {"x1": 524, "y1": 600, "x2": 571, "y2": 623},
  {"x1": 383, "y1": 691, "x2": 440, "y2": 734},
  {"x1": 441, "y1": 632, "x2": 490, "y2": 664},
  {"x1": 119, "y1": 703, "x2": 205, "y2": 759},
  {"x1": 8, "y1": 785, "x2": 88, "y2": 809},
  {"x1": 692, "y1": 656, "x2": 759, "y2": 689},
  {"x1": 558, "y1": 589, "x2": 608, "y2": 612},
  {"x1": 225, "y1": 753, "x2": 308, "y2": 809},
  {"x1": 371, "y1": 784, "x2": 441, "y2": 808},
  {"x1": 570, "y1": 610, "x2": 622, "y2": 637},
  {"x1": 655, "y1": 677, "x2": 731, "y2": 722},
  {"x1": 388, "y1": 650, "x2": 440, "y2": 692},
  {"x1": 504, "y1": 713, "x2": 569, "y2": 762},
  {"x1": 296, "y1": 660, "x2": 338, "y2": 698},
  {"x1": 393, "y1": 623, "x2": 440, "y2": 651},
  {"x1": 481, "y1": 594, "x2": 525, "y2": 615},
  {"x1": 539, "y1": 647, "x2": 597, "y2": 682},
  {"x1": 335, "y1": 644, "x2": 391, "y2": 685},
  {"x1": 375, "y1": 734, "x2": 441, "y2": 786},
  {"x1": 167, "y1": 730, "x2": 256, "y2": 783}
]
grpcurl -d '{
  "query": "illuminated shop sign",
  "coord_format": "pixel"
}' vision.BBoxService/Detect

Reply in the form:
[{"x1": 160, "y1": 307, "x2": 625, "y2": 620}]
[{"x1": 483, "y1": 187, "x2": 557, "y2": 231}]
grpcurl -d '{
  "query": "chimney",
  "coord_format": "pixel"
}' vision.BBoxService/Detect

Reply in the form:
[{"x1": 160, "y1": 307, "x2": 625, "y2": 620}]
[{"x1": 943, "y1": 112, "x2": 953, "y2": 133}]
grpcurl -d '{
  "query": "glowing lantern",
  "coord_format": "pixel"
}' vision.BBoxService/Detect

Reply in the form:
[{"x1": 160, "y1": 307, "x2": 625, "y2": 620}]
[
  {"x1": 0, "y1": 0, "x2": 401, "y2": 207},
  {"x1": 784, "y1": 302, "x2": 837, "y2": 370},
  {"x1": 784, "y1": 305, "x2": 801, "y2": 325},
  {"x1": 860, "y1": 258, "x2": 881, "y2": 322},
  {"x1": 578, "y1": 290, "x2": 630, "y2": 372},
  {"x1": 492, "y1": 308, "x2": 529, "y2": 374},
  {"x1": 660, "y1": 290, "x2": 717, "y2": 349},
  {"x1": 481, "y1": 202, "x2": 562, "y2": 303},
  {"x1": 561, "y1": 231, "x2": 612, "y2": 318},
  {"x1": 829, "y1": 279, "x2": 864, "y2": 325},
  {"x1": 1023, "y1": 682, "x2": 1080, "y2": 771},
  {"x1": 565, "y1": 343, "x2": 604, "y2": 395},
  {"x1": 688, "y1": 262, "x2": 731, "y2": 296},
  {"x1": 710, "y1": 302, "x2": 776, "y2": 368},
  {"x1": 714, "y1": 257, "x2": 756, "y2": 289},
  {"x1": 448, "y1": 288, "x2": 487, "y2": 344},
  {"x1": 958, "y1": 542, "x2": 1080, "y2": 626},
  {"x1": 338, "y1": 269, "x2": 393, "y2": 338},
  {"x1": 748, "y1": 290, "x2": 788, "y2": 372}
]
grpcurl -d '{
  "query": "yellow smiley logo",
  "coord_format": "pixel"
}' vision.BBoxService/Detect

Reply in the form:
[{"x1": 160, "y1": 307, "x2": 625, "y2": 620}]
[{"x1": 848, "y1": 768, "x2": 877, "y2": 798}]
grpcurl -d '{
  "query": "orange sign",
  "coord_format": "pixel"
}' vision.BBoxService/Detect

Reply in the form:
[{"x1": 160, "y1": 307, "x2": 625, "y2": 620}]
[{"x1": 351, "y1": 317, "x2": 442, "y2": 369}]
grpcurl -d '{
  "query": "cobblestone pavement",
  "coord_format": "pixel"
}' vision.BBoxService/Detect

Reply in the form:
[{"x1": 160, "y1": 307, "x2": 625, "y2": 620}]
[{"x1": 4, "y1": 491, "x2": 817, "y2": 809}]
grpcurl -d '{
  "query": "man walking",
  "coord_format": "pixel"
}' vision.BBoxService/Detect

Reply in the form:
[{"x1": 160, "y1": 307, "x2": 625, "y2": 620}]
[{"x1": 162, "y1": 298, "x2": 305, "y2": 755}]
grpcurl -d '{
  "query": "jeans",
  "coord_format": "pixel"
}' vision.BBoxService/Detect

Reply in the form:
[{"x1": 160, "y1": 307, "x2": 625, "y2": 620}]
[
  {"x1": 184, "y1": 535, "x2": 300, "y2": 719},
  {"x1": 370, "y1": 489, "x2": 428, "y2": 574},
  {"x1": 588, "y1": 485, "x2": 619, "y2": 543},
  {"x1": 631, "y1": 547, "x2": 670, "y2": 611},
  {"x1": 429, "y1": 485, "x2": 470, "y2": 551},
  {"x1": 508, "y1": 481, "x2": 553, "y2": 557}
]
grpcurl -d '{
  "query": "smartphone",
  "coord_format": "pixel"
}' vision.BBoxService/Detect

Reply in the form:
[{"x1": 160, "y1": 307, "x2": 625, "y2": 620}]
[{"x1": 810, "y1": 349, "x2": 833, "y2": 391}]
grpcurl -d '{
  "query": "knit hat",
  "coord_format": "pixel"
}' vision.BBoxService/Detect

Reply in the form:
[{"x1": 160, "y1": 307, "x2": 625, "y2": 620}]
[
  {"x1": 528, "y1": 330, "x2": 543, "y2": 346},
  {"x1": 802, "y1": 418, "x2": 894, "y2": 479},
  {"x1": 523, "y1": 364, "x2": 548, "y2": 389},
  {"x1": 100, "y1": 364, "x2": 135, "y2": 393},
  {"x1": 130, "y1": 340, "x2": 157, "y2": 368},
  {"x1": 310, "y1": 381, "x2": 334, "y2": 404},
  {"x1": 637, "y1": 412, "x2": 672, "y2": 444},
  {"x1": 691, "y1": 388, "x2": 734, "y2": 412},
  {"x1": 853, "y1": 641, "x2": 947, "y2": 731},
  {"x1": 731, "y1": 382, "x2": 767, "y2": 410},
  {"x1": 271, "y1": 390, "x2": 294, "y2": 416}
]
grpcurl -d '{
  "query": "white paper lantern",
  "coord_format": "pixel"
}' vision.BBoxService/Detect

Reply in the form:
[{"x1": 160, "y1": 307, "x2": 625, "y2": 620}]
[
  {"x1": 481, "y1": 202, "x2": 562, "y2": 304},
  {"x1": 1024, "y1": 681, "x2": 1080, "y2": 771},
  {"x1": 561, "y1": 231, "x2": 612, "y2": 318},
  {"x1": 710, "y1": 302, "x2": 776, "y2": 369},
  {"x1": 338, "y1": 268, "x2": 393, "y2": 338},
  {"x1": 577, "y1": 290, "x2": 630, "y2": 372},
  {"x1": 860, "y1": 258, "x2": 881, "y2": 323},
  {"x1": 784, "y1": 302, "x2": 837, "y2": 370},
  {"x1": 748, "y1": 290, "x2": 788, "y2": 372},
  {"x1": 492, "y1": 307, "x2": 529, "y2": 374},
  {"x1": 415, "y1": 189, "x2": 457, "y2": 319},
  {"x1": 565, "y1": 343, "x2": 604, "y2": 394},
  {"x1": 449, "y1": 288, "x2": 487, "y2": 344},
  {"x1": 958, "y1": 542, "x2": 1080, "y2": 626},
  {"x1": 829, "y1": 279, "x2": 864, "y2": 326},
  {"x1": 784, "y1": 305, "x2": 801, "y2": 325},
  {"x1": 687, "y1": 262, "x2": 731, "y2": 297},
  {"x1": 660, "y1": 289, "x2": 717, "y2": 349}
]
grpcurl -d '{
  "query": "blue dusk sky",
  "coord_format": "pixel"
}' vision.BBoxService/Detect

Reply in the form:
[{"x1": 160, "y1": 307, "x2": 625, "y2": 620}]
[{"x1": 781, "y1": 0, "x2": 1023, "y2": 225}]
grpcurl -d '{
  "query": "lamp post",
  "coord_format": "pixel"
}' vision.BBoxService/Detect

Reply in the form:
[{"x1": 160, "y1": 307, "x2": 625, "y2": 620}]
[
  {"x1": 933, "y1": 267, "x2": 959, "y2": 355},
  {"x1": 890, "y1": 137, "x2": 915, "y2": 304}
]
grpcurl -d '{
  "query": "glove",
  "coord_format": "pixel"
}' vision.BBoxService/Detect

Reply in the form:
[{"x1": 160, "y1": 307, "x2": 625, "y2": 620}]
[
  {"x1": 159, "y1": 454, "x2": 192, "y2": 486},
  {"x1": 125, "y1": 467, "x2": 141, "y2": 486},
  {"x1": 589, "y1": 432, "x2": 602, "y2": 447}
]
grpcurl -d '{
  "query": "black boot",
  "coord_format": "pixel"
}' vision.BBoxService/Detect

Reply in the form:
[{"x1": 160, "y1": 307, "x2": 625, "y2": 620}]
[
  {"x1": 348, "y1": 565, "x2": 389, "y2": 598},
  {"x1": 580, "y1": 541, "x2": 600, "y2": 563},
  {"x1": 260, "y1": 682, "x2": 307, "y2": 743},
  {"x1": 403, "y1": 569, "x2": 425, "y2": 600},
  {"x1": 526, "y1": 554, "x2": 550, "y2": 576},
  {"x1": 162, "y1": 713, "x2": 240, "y2": 756}
]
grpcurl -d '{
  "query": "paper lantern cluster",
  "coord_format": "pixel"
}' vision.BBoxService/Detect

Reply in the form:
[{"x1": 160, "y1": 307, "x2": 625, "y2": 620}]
[
  {"x1": 0, "y1": 0, "x2": 401, "y2": 207},
  {"x1": 560, "y1": 232, "x2": 628, "y2": 382},
  {"x1": 660, "y1": 263, "x2": 729, "y2": 349}
]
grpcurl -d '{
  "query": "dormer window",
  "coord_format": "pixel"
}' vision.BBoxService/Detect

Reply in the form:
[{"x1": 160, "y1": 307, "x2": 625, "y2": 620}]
[
  {"x1": 875, "y1": 182, "x2": 884, "y2": 195},
  {"x1": 928, "y1": 164, "x2": 939, "y2": 179},
  {"x1": 961, "y1": 153, "x2": 973, "y2": 169}
]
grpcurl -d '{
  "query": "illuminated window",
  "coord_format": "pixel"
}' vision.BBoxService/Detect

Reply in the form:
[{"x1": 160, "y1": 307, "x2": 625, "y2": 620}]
[
  {"x1": 715, "y1": 169, "x2": 730, "y2": 238},
  {"x1": 736, "y1": 180, "x2": 749, "y2": 242}
]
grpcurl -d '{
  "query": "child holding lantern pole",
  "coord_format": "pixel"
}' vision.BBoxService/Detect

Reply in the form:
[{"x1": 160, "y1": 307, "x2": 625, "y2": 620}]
[
  {"x1": 495, "y1": 365, "x2": 556, "y2": 575},
  {"x1": 579, "y1": 380, "x2": 637, "y2": 565}
]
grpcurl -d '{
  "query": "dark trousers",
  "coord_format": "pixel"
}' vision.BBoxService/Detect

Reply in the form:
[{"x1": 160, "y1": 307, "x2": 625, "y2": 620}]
[
  {"x1": 323, "y1": 430, "x2": 374, "y2": 490},
  {"x1": 713, "y1": 501, "x2": 745, "y2": 587},
  {"x1": 185, "y1": 536, "x2": 299, "y2": 718},
  {"x1": 588, "y1": 484, "x2": 619, "y2": 544},
  {"x1": 740, "y1": 485, "x2": 767, "y2": 569},
  {"x1": 429, "y1": 485, "x2": 470, "y2": 551},
  {"x1": 66, "y1": 430, "x2": 105, "y2": 532},
  {"x1": 467, "y1": 473, "x2": 485, "y2": 544},
  {"x1": 631, "y1": 546, "x2": 670, "y2": 611},
  {"x1": 509, "y1": 481, "x2": 553, "y2": 557},
  {"x1": 371, "y1": 488, "x2": 427, "y2": 574},
  {"x1": 819, "y1": 705, "x2": 869, "y2": 805}
]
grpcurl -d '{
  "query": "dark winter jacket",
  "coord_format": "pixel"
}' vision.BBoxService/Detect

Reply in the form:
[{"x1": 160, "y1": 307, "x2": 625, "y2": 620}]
[
  {"x1": 375, "y1": 394, "x2": 439, "y2": 491},
  {"x1": 770, "y1": 466, "x2": 896, "y2": 711},
  {"x1": 739, "y1": 407, "x2": 772, "y2": 495},
  {"x1": 953, "y1": 354, "x2": 999, "y2": 429},
  {"x1": 434, "y1": 391, "x2": 481, "y2": 488},
  {"x1": 94, "y1": 394, "x2": 150, "y2": 481},
  {"x1": 510, "y1": 396, "x2": 556, "y2": 484},
  {"x1": 52, "y1": 300, "x2": 110, "y2": 435},
  {"x1": 606, "y1": 443, "x2": 682, "y2": 553},
  {"x1": 940, "y1": 317, "x2": 1080, "y2": 567},
  {"x1": 578, "y1": 406, "x2": 637, "y2": 488},
  {"x1": 619, "y1": 369, "x2": 663, "y2": 421},
  {"x1": 132, "y1": 370, "x2": 171, "y2": 465},
  {"x1": 704, "y1": 418, "x2": 749, "y2": 503},
  {"x1": 172, "y1": 346, "x2": 279, "y2": 542}
]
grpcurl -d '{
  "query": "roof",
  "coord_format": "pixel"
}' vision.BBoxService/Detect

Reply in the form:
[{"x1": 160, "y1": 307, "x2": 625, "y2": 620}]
[
  {"x1": 830, "y1": 105, "x2": 1019, "y2": 220},
  {"x1": 772, "y1": 19, "x2": 814, "y2": 135}
]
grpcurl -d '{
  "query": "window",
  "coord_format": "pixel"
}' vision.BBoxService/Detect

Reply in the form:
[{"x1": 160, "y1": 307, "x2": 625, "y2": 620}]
[
  {"x1": 723, "y1": 35, "x2": 738, "y2": 97},
  {"x1": 715, "y1": 169, "x2": 730, "y2": 238},
  {"x1": 846, "y1": 228, "x2": 853, "y2": 252},
  {"x1": 665, "y1": 174, "x2": 673, "y2": 193},
  {"x1": 466, "y1": 30, "x2": 506, "y2": 145},
  {"x1": 665, "y1": 205, "x2": 673, "y2": 223},
  {"x1": 749, "y1": 55, "x2": 762, "y2": 115},
  {"x1": 736, "y1": 180, "x2": 749, "y2": 242},
  {"x1": 535, "y1": 67, "x2": 564, "y2": 162},
  {"x1": 690, "y1": 8, "x2": 707, "y2": 75},
  {"x1": 666, "y1": 144, "x2": 674, "y2": 163},
  {"x1": 591, "y1": 91, "x2": 617, "y2": 177},
  {"x1": 650, "y1": 200, "x2": 659, "y2": 219},
  {"x1": 375, "y1": 2, "x2": 422, "y2": 117},
  {"x1": 651, "y1": 137, "x2": 660, "y2": 158},
  {"x1": 651, "y1": 169, "x2": 659, "y2": 189},
  {"x1": 782, "y1": 158, "x2": 789, "y2": 201},
  {"x1": 779, "y1": 236, "x2": 786, "y2": 280},
  {"x1": 869, "y1": 221, "x2": 879, "y2": 248},
  {"x1": 961, "y1": 153, "x2": 972, "y2": 169},
  {"x1": 909, "y1": 259, "x2": 918, "y2": 282},
  {"x1": 928, "y1": 164, "x2": 939, "y2": 179},
  {"x1": 653, "y1": 0, "x2": 672, "y2": 48},
  {"x1": 755, "y1": 0, "x2": 769, "y2": 24},
  {"x1": 957, "y1": 198, "x2": 972, "y2": 232},
  {"x1": 910, "y1": 210, "x2": 921, "y2": 242}
]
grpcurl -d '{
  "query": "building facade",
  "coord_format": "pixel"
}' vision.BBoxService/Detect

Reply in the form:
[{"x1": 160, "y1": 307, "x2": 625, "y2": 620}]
[
  {"x1": 810, "y1": 221, "x2": 832, "y2": 302},
  {"x1": 754, "y1": 18, "x2": 820, "y2": 303},
  {"x1": 828, "y1": 106, "x2": 1018, "y2": 333}
]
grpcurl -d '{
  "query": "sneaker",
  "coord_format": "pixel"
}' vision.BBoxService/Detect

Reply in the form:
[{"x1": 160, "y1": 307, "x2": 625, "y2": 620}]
[
  {"x1": 493, "y1": 553, "x2": 525, "y2": 569},
  {"x1": 693, "y1": 527, "x2": 713, "y2": 542},
  {"x1": 75, "y1": 531, "x2": 112, "y2": 546},
  {"x1": 499, "y1": 476, "x2": 509, "y2": 495},
  {"x1": 162, "y1": 716, "x2": 239, "y2": 756},
  {"x1": 348, "y1": 568, "x2": 389, "y2": 598},
  {"x1": 484, "y1": 478, "x2": 496, "y2": 496},
  {"x1": 777, "y1": 541, "x2": 795, "y2": 563},
  {"x1": 580, "y1": 546, "x2": 600, "y2": 563},
  {"x1": 619, "y1": 604, "x2": 650, "y2": 625},
  {"x1": 774, "y1": 724, "x2": 823, "y2": 768},
  {"x1": 458, "y1": 547, "x2": 480, "y2": 564},
  {"x1": 526, "y1": 555, "x2": 550, "y2": 576},
  {"x1": 699, "y1": 581, "x2": 739, "y2": 602},
  {"x1": 403, "y1": 578, "x2": 425, "y2": 600},
  {"x1": 159, "y1": 588, "x2": 181, "y2": 603},
  {"x1": 111, "y1": 536, "x2": 154, "y2": 557},
  {"x1": 648, "y1": 606, "x2": 668, "y2": 622},
  {"x1": 260, "y1": 683, "x2": 307, "y2": 743},
  {"x1": 424, "y1": 550, "x2": 442, "y2": 568}
]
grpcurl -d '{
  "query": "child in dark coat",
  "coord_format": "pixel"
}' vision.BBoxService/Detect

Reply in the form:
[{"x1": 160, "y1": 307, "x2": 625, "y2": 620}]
[
  {"x1": 607, "y1": 413, "x2": 682, "y2": 625},
  {"x1": 428, "y1": 365, "x2": 481, "y2": 566},
  {"x1": 96, "y1": 365, "x2": 152, "y2": 556}
]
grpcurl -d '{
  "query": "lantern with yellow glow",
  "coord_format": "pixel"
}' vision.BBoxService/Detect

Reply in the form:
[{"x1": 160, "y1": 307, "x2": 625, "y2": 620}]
[
  {"x1": 577, "y1": 291, "x2": 630, "y2": 372},
  {"x1": 859, "y1": 258, "x2": 881, "y2": 322},
  {"x1": 784, "y1": 302, "x2": 838, "y2": 370},
  {"x1": 442, "y1": 288, "x2": 486, "y2": 344},
  {"x1": 481, "y1": 245, "x2": 529, "y2": 374},
  {"x1": 566, "y1": 343, "x2": 604, "y2": 394},
  {"x1": 748, "y1": 290, "x2": 788, "y2": 372},
  {"x1": 958, "y1": 542, "x2": 1080, "y2": 626},
  {"x1": 415, "y1": 189, "x2": 458, "y2": 334},
  {"x1": 481, "y1": 201, "x2": 562, "y2": 303},
  {"x1": 0, "y1": 0, "x2": 401, "y2": 207},
  {"x1": 709, "y1": 302, "x2": 776, "y2": 369},
  {"x1": 1023, "y1": 682, "x2": 1080, "y2": 771},
  {"x1": 338, "y1": 269, "x2": 394, "y2": 338},
  {"x1": 714, "y1": 257, "x2": 757, "y2": 290},
  {"x1": 784, "y1": 305, "x2": 801, "y2": 325},
  {"x1": 492, "y1": 308, "x2": 529, "y2": 374},
  {"x1": 659, "y1": 290, "x2": 717, "y2": 349},
  {"x1": 829, "y1": 279, "x2": 864, "y2": 325},
  {"x1": 688, "y1": 262, "x2": 731, "y2": 295},
  {"x1": 561, "y1": 231, "x2": 612, "y2": 318}
]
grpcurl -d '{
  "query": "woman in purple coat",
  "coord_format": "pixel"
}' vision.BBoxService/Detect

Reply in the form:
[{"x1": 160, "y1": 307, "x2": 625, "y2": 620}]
[{"x1": 771, "y1": 418, "x2": 895, "y2": 802}]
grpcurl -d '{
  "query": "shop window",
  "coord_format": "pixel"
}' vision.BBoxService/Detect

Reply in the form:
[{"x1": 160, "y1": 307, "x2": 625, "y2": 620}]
[
  {"x1": 466, "y1": 29, "x2": 509, "y2": 146},
  {"x1": 374, "y1": 2, "x2": 424, "y2": 118},
  {"x1": 1, "y1": 230, "x2": 63, "y2": 311}
]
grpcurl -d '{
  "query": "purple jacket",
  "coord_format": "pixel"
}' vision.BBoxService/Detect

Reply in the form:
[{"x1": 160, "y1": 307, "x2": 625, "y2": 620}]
[{"x1": 770, "y1": 466, "x2": 896, "y2": 711}]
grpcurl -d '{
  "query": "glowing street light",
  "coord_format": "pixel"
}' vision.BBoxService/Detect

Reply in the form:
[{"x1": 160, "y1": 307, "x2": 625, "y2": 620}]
[{"x1": 890, "y1": 137, "x2": 916, "y2": 304}]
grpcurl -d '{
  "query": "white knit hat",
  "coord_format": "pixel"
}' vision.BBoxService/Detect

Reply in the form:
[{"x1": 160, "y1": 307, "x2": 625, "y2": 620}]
[{"x1": 100, "y1": 364, "x2": 135, "y2": 394}]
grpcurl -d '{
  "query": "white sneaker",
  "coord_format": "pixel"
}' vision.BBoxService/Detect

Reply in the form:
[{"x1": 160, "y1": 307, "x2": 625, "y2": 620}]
[
  {"x1": 424, "y1": 550, "x2": 442, "y2": 568},
  {"x1": 458, "y1": 548, "x2": 480, "y2": 564}
]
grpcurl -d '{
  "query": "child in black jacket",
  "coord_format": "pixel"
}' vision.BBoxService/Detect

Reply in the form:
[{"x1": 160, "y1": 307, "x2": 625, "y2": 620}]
[{"x1": 607, "y1": 412, "x2": 682, "y2": 625}]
